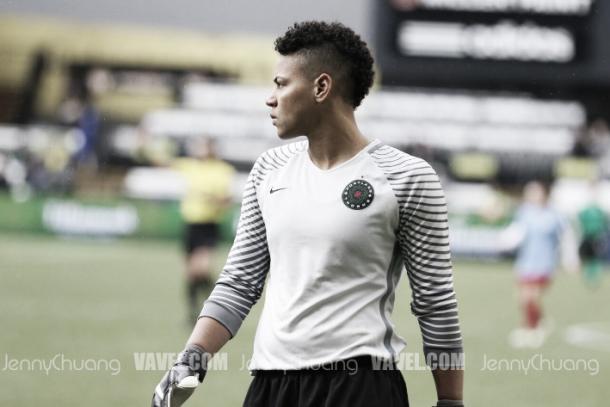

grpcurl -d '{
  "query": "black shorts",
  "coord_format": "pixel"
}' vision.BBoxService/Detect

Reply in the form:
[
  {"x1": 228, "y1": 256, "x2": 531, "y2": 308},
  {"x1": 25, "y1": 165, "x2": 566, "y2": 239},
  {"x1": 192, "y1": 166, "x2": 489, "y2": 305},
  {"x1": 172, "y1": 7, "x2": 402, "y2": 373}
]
[
  {"x1": 183, "y1": 222, "x2": 220, "y2": 254},
  {"x1": 243, "y1": 356, "x2": 409, "y2": 407},
  {"x1": 579, "y1": 235, "x2": 608, "y2": 260}
]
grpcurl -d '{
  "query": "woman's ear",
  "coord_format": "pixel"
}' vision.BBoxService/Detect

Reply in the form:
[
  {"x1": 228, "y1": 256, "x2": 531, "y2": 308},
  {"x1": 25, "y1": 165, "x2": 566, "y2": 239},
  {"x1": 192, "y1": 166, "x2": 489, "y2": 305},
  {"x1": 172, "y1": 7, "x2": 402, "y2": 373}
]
[{"x1": 313, "y1": 73, "x2": 332, "y2": 103}]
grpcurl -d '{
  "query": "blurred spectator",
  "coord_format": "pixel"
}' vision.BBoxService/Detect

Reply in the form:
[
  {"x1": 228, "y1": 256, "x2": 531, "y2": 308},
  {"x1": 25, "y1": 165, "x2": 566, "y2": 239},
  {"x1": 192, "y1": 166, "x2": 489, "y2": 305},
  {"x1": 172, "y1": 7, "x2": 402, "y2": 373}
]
[
  {"x1": 58, "y1": 89, "x2": 101, "y2": 171},
  {"x1": 173, "y1": 137, "x2": 235, "y2": 324},
  {"x1": 27, "y1": 135, "x2": 74, "y2": 194},
  {"x1": 507, "y1": 181, "x2": 565, "y2": 348},
  {"x1": 573, "y1": 118, "x2": 610, "y2": 158},
  {"x1": 75, "y1": 96, "x2": 101, "y2": 169},
  {"x1": 578, "y1": 182, "x2": 610, "y2": 287}
]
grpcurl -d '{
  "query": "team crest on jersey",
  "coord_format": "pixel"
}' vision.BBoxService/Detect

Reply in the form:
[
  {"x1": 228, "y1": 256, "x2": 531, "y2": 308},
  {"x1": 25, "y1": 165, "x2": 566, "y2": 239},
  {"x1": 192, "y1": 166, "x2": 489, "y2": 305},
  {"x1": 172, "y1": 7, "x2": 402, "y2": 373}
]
[{"x1": 342, "y1": 180, "x2": 374, "y2": 210}]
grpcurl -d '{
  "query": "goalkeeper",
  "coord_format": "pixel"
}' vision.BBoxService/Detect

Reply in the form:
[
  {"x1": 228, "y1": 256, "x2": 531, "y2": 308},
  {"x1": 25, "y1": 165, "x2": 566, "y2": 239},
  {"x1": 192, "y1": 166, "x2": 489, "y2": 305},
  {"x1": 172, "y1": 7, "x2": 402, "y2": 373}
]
[{"x1": 152, "y1": 21, "x2": 464, "y2": 407}]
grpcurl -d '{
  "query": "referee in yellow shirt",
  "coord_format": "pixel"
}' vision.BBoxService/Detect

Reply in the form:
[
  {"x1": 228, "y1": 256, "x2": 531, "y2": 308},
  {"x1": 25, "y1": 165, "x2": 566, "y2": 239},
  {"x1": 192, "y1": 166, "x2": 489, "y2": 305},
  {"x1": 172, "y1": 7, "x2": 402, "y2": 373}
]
[{"x1": 174, "y1": 137, "x2": 235, "y2": 324}]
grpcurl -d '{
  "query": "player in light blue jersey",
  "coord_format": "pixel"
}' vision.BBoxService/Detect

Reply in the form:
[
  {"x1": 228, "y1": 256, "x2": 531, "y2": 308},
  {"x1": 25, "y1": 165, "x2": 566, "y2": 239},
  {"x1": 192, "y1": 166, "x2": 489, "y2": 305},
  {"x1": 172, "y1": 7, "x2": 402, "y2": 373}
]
[{"x1": 509, "y1": 181, "x2": 563, "y2": 348}]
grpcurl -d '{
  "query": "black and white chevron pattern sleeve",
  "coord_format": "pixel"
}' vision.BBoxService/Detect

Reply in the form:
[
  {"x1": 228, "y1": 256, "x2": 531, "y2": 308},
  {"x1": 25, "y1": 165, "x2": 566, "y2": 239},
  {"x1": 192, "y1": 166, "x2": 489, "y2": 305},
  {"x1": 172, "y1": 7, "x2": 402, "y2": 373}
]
[
  {"x1": 198, "y1": 156, "x2": 271, "y2": 336},
  {"x1": 199, "y1": 142, "x2": 306, "y2": 336},
  {"x1": 371, "y1": 146, "x2": 463, "y2": 368}
]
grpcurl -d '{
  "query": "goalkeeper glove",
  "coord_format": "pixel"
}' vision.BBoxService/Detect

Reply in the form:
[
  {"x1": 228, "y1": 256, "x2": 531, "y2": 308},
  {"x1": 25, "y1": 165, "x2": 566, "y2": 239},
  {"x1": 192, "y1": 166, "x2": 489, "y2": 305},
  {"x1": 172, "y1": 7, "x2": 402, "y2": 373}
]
[{"x1": 151, "y1": 344, "x2": 210, "y2": 407}]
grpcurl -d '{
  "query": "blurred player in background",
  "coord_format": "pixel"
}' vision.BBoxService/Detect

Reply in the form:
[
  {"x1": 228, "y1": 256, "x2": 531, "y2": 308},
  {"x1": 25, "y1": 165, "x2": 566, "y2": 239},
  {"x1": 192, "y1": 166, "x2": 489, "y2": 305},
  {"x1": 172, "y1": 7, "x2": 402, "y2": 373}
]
[
  {"x1": 174, "y1": 137, "x2": 235, "y2": 324},
  {"x1": 578, "y1": 181, "x2": 609, "y2": 287},
  {"x1": 153, "y1": 21, "x2": 464, "y2": 407},
  {"x1": 508, "y1": 180, "x2": 564, "y2": 348}
]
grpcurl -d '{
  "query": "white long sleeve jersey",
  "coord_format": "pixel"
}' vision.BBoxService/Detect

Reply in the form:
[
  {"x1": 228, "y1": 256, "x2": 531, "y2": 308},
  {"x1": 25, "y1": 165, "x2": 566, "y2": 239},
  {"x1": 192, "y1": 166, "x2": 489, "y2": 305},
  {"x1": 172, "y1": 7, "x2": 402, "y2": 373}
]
[{"x1": 200, "y1": 139, "x2": 463, "y2": 369}]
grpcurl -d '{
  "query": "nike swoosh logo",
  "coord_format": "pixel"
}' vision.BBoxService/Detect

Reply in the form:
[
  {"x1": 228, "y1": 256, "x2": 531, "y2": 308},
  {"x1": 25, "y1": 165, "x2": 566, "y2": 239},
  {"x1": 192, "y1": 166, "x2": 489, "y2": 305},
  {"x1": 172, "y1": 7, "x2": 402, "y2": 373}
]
[{"x1": 269, "y1": 187, "x2": 288, "y2": 194}]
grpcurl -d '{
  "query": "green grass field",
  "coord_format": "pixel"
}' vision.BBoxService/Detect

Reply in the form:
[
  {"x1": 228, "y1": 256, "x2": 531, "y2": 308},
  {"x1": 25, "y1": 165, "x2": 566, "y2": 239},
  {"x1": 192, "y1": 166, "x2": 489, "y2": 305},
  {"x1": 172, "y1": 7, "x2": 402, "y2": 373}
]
[{"x1": 1, "y1": 232, "x2": 609, "y2": 406}]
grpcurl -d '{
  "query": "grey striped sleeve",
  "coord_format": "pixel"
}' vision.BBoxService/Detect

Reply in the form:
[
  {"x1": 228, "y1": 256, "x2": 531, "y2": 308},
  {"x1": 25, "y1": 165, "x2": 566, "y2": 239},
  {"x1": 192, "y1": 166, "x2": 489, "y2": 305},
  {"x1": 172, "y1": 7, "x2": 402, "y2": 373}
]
[
  {"x1": 370, "y1": 145, "x2": 464, "y2": 368},
  {"x1": 199, "y1": 142, "x2": 305, "y2": 336}
]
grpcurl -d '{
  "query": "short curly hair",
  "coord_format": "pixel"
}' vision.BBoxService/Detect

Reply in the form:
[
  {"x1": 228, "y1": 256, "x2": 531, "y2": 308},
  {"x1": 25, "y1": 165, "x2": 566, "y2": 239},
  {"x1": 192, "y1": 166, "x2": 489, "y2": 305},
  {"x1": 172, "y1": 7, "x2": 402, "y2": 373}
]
[{"x1": 274, "y1": 21, "x2": 375, "y2": 108}]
